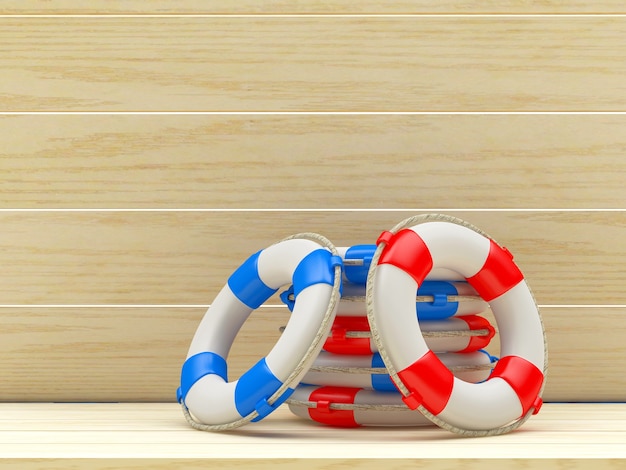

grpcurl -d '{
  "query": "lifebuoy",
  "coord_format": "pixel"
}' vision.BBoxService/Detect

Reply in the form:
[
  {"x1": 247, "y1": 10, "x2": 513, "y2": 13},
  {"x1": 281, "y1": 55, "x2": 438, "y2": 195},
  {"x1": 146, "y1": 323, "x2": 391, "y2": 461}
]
[
  {"x1": 302, "y1": 350, "x2": 497, "y2": 390},
  {"x1": 336, "y1": 280, "x2": 489, "y2": 319},
  {"x1": 324, "y1": 314, "x2": 496, "y2": 355},
  {"x1": 288, "y1": 385, "x2": 433, "y2": 427},
  {"x1": 367, "y1": 214, "x2": 547, "y2": 435},
  {"x1": 177, "y1": 233, "x2": 342, "y2": 430},
  {"x1": 282, "y1": 245, "x2": 488, "y2": 320}
]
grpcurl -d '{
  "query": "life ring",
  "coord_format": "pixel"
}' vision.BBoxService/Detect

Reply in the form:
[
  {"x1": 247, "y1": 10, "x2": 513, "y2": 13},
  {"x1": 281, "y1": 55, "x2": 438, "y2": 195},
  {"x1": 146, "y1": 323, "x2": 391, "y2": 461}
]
[
  {"x1": 282, "y1": 245, "x2": 488, "y2": 320},
  {"x1": 324, "y1": 314, "x2": 495, "y2": 355},
  {"x1": 302, "y1": 350, "x2": 497, "y2": 390},
  {"x1": 288, "y1": 385, "x2": 433, "y2": 427},
  {"x1": 335, "y1": 280, "x2": 489, "y2": 319},
  {"x1": 366, "y1": 214, "x2": 547, "y2": 436},
  {"x1": 177, "y1": 233, "x2": 342, "y2": 431}
]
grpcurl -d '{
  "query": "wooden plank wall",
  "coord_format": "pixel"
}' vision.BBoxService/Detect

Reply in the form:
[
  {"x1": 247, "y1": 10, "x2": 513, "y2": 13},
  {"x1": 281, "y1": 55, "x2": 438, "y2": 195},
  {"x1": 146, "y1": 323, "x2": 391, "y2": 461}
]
[{"x1": 0, "y1": 3, "x2": 624, "y2": 403}]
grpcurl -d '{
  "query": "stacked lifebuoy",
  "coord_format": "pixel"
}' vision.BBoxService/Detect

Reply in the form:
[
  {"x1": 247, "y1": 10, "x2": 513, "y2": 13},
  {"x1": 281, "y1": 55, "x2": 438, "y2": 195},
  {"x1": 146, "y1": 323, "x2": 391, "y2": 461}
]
[
  {"x1": 285, "y1": 245, "x2": 499, "y2": 427},
  {"x1": 178, "y1": 214, "x2": 547, "y2": 436}
]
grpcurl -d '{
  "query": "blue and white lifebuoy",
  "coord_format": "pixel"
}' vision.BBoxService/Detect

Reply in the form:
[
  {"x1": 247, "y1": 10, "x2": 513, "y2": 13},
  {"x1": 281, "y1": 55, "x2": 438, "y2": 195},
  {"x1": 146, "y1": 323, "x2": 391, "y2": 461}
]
[
  {"x1": 367, "y1": 215, "x2": 546, "y2": 434},
  {"x1": 302, "y1": 351, "x2": 497, "y2": 391},
  {"x1": 178, "y1": 234, "x2": 342, "y2": 430},
  {"x1": 288, "y1": 385, "x2": 433, "y2": 427},
  {"x1": 335, "y1": 279, "x2": 489, "y2": 319},
  {"x1": 282, "y1": 245, "x2": 489, "y2": 320},
  {"x1": 323, "y1": 314, "x2": 495, "y2": 355}
]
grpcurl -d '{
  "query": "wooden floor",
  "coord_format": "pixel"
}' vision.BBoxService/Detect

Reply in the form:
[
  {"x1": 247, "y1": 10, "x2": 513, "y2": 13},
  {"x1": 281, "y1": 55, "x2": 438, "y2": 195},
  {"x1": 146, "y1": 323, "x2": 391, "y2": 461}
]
[{"x1": 0, "y1": 403, "x2": 623, "y2": 468}]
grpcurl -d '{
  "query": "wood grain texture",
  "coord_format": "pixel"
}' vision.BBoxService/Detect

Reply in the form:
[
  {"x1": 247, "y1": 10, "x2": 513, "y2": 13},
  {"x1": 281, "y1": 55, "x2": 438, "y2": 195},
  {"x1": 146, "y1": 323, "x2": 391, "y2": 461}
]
[
  {"x1": 0, "y1": 306, "x2": 622, "y2": 402},
  {"x1": 0, "y1": 211, "x2": 623, "y2": 305},
  {"x1": 0, "y1": 4, "x2": 622, "y2": 459},
  {"x1": 3, "y1": 17, "x2": 626, "y2": 111},
  {"x1": 1, "y1": 460, "x2": 624, "y2": 470},
  {"x1": 0, "y1": 403, "x2": 624, "y2": 463},
  {"x1": 3, "y1": 1, "x2": 626, "y2": 14},
  {"x1": 2, "y1": 115, "x2": 626, "y2": 209}
]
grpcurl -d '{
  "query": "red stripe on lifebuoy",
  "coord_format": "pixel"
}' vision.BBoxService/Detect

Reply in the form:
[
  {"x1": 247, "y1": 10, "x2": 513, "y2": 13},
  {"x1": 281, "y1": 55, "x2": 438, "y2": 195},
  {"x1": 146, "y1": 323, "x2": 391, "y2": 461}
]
[
  {"x1": 324, "y1": 316, "x2": 372, "y2": 355},
  {"x1": 466, "y1": 240, "x2": 524, "y2": 302},
  {"x1": 378, "y1": 229, "x2": 433, "y2": 285},
  {"x1": 309, "y1": 386, "x2": 360, "y2": 427},
  {"x1": 456, "y1": 315, "x2": 496, "y2": 353},
  {"x1": 490, "y1": 356, "x2": 544, "y2": 416},
  {"x1": 397, "y1": 350, "x2": 454, "y2": 415}
]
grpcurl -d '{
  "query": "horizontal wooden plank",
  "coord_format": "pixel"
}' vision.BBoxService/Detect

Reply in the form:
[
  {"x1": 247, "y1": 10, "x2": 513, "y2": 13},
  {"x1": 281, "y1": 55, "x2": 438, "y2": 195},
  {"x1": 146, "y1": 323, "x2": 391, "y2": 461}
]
[
  {"x1": 0, "y1": 211, "x2": 623, "y2": 305},
  {"x1": 3, "y1": 18, "x2": 626, "y2": 111},
  {"x1": 0, "y1": 307, "x2": 273, "y2": 402},
  {"x1": 2, "y1": 115, "x2": 626, "y2": 209},
  {"x1": 1, "y1": 460, "x2": 624, "y2": 470},
  {"x1": 0, "y1": 460, "x2": 620, "y2": 470},
  {"x1": 0, "y1": 306, "x2": 622, "y2": 402},
  {"x1": 0, "y1": 404, "x2": 624, "y2": 464},
  {"x1": 3, "y1": 1, "x2": 626, "y2": 14}
]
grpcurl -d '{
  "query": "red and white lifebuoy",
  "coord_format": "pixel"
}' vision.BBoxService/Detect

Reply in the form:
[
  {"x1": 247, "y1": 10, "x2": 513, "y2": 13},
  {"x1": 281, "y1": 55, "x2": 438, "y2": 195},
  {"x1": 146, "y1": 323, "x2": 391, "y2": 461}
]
[
  {"x1": 366, "y1": 214, "x2": 547, "y2": 435},
  {"x1": 288, "y1": 385, "x2": 433, "y2": 427},
  {"x1": 324, "y1": 314, "x2": 495, "y2": 355}
]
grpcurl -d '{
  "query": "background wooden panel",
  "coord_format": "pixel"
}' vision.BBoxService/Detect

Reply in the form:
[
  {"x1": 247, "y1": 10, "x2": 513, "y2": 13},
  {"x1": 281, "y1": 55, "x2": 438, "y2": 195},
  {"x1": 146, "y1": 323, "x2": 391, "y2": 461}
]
[
  {"x1": 2, "y1": 115, "x2": 626, "y2": 209},
  {"x1": 3, "y1": 1, "x2": 626, "y2": 14},
  {"x1": 3, "y1": 18, "x2": 626, "y2": 111},
  {"x1": 0, "y1": 307, "x2": 622, "y2": 402},
  {"x1": 0, "y1": 2, "x2": 622, "y2": 414},
  {"x1": 0, "y1": 211, "x2": 623, "y2": 305}
]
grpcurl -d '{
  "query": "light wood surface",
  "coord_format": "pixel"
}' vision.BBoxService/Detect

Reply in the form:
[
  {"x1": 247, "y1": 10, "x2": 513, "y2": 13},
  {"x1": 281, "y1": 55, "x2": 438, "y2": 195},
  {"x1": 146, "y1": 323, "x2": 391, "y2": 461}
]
[
  {"x1": 2, "y1": 115, "x2": 626, "y2": 209},
  {"x1": 0, "y1": 306, "x2": 623, "y2": 403},
  {"x1": 0, "y1": 403, "x2": 623, "y2": 468},
  {"x1": 0, "y1": 211, "x2": 622, "y2": 305},
  {"x1": 3, "y1": 17, "x2": 626, "y2": 111},
  {"x1": 3, "y1": 1, "x2": 626, "y2": 14}
]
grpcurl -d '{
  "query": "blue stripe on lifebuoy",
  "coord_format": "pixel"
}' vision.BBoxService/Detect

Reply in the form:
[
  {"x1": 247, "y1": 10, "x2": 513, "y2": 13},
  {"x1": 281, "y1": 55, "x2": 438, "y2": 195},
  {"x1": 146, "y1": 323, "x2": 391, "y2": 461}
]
[
  {"x1": 227, "y1": 250, "x2": 278, "y2": 309},
  {"x1": 178, "y1": 351, "x2": 228, "y2": 404},
  {"x1": 234, "y1": 357, "x2": 294, "y2": 421},
  {"x1": 344, "y1": 244, "x2": 375, "y2": 285},
  {"x1": 371, "y1": 353, "x2": 396, "y2": 392},
  {"x1": 292, "y1": 249, "x2": 342, "y2": 298},
  {"x1": 416, "y1": 281, "x2": 459, "y2": 320}
]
